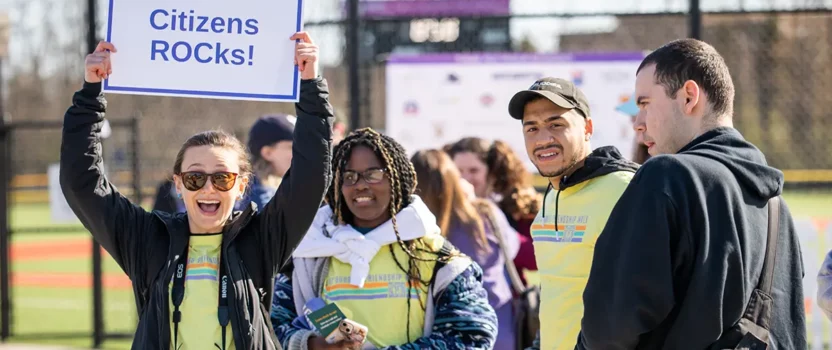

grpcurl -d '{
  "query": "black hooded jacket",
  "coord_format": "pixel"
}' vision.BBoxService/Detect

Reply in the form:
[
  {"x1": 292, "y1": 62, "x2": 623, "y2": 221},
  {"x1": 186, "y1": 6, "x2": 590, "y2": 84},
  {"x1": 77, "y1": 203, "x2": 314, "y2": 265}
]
[
  {"x1": 576, "y1": 127, "x2": 806, "y2": 349},
  {"x1": 541, "y1": 145, "x2": 640, "y2": 230},
  {"x1": 59, "y1": 78, "x2": 334, "y2": 349}
]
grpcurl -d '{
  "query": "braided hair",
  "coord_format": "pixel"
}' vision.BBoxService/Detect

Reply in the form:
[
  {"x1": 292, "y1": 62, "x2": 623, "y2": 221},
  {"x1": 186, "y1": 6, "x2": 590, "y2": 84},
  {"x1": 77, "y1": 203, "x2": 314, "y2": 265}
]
[{"x1": 325, "y1": 128, "x2": 451, "y2": 342}]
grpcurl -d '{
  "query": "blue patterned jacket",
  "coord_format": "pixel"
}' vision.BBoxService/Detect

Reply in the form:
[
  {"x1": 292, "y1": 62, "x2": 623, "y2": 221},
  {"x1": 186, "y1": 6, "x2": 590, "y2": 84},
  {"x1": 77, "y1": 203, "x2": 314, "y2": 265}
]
[{"x1": 270, "y1": 258, "x2": 498, "y2": 349}]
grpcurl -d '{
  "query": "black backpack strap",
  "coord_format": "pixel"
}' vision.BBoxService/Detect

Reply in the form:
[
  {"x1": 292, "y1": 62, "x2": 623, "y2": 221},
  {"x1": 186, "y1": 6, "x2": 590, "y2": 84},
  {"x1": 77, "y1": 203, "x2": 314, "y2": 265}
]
[
  {"x1": 429, "y1": 239, "x2": 456, "y2": 288},
  {"x1": 758, "y1": 196, "x2": 781, "y2": 294}
]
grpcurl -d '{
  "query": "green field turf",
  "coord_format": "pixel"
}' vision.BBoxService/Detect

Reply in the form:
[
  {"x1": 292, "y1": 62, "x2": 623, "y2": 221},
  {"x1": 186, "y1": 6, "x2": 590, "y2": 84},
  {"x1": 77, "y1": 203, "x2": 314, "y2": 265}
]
[{"x1": 2, "y1": 189, "x2": 830, "y2": 349}]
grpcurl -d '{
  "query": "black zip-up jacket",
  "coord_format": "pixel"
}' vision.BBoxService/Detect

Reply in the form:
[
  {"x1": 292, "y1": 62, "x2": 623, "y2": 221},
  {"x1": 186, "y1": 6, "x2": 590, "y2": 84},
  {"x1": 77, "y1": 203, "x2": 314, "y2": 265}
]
[
  {"x1": 576, "y1": 127, "x2": 807, "y2": 349},
  {"x1": 59, "y1": 78, "x2": 334, "y2": 349}
]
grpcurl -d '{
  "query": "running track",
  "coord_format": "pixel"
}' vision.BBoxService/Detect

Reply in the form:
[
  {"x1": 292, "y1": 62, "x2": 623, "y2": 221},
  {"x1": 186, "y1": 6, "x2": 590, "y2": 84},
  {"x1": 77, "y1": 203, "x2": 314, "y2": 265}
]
[{"x1": 10, "y1": 238, "x2": 131, "y2": 290}]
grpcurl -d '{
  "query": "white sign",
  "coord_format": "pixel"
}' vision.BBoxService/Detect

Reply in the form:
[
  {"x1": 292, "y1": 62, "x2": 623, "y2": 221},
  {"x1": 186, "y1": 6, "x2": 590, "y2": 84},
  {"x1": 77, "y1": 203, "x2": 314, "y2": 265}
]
[
  {"x1": 48, "y1": 163, "x2": 79, "y2": 223},
  {"x1": 796, "y1": 218, "x2": 832, "y2": 348},
  {"x1": 104, "y1": 0, "x2": 304, "y2": 102},
  {"x1": 385, "y1": 52, "x2": 644, "y2": 172}
]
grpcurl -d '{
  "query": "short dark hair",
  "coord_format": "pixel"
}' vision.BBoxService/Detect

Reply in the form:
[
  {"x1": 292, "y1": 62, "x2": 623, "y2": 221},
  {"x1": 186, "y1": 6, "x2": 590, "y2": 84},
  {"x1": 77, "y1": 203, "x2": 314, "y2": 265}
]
[{"x1": 637, "y1": 38, "x2": 734, "y2": 118}]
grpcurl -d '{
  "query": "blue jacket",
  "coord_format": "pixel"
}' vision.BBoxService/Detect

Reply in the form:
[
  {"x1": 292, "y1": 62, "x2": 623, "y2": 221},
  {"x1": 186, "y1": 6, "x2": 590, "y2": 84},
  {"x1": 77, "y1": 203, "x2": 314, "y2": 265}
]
[
  {"x1": 819, "y1": 250, "x2": 832, "y2": 321},
  {"x1": 236, "y1": 175, "x2": 278, "y2": 212}
]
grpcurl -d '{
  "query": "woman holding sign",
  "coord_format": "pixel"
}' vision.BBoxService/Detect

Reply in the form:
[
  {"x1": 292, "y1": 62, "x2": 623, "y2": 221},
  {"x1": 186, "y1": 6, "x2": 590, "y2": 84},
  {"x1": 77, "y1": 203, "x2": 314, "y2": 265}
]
[
  {"x1": 270, "y1": 128, "x2": 498, "y2": 350},
  {"x1": 60, "y1": 33, "x2": 333, "y2": 349}
]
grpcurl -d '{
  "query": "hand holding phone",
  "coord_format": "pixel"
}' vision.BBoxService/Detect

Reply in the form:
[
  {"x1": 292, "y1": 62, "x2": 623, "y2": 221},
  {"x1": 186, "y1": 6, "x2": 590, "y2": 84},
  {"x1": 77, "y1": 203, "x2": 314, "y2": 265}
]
[{"x1": 326, "y1": 319, "x2": 368, "y2": 344}]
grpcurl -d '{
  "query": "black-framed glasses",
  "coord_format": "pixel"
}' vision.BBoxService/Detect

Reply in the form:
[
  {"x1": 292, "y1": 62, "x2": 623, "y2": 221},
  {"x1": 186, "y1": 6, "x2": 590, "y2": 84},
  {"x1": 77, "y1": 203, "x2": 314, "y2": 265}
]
[
  {"x1": 342, "y1": 168, "x2": 386, "y2": 186},
  {"x1": 179, "y1": 172, "x2": 239, "y2": 192}
]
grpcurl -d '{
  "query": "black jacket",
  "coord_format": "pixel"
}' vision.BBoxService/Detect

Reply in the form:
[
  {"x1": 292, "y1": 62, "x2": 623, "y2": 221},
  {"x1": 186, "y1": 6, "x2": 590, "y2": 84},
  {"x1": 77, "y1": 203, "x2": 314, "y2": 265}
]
[
  {"x1": 59, "y1": 78, "x2": 334, "y2": 349},
  {"x1": 541, "y1": 145, "x2": 640, "y2": 228},
  {"x1": 576, "y1": 127, "x2": 806, "y2": 349}
]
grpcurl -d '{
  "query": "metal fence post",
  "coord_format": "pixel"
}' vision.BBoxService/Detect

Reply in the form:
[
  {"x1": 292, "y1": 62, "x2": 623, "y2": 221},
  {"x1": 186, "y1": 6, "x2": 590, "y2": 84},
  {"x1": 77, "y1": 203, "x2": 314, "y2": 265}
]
[
  {"x1": 92, "y1": 241, "x2": 103, "y2": 349},
  {"x1": 131, "y1": 114, "x2": 141, "y2": 205},
  {"x1": 346, "y1": 0, "x2": 361, "y2": 130},
  {"x1": 0, "y1": 114, "x2": 10, "y2": 342},
  {"x1": 689, "y1": 0, "x2": 701, "y2": 39}
]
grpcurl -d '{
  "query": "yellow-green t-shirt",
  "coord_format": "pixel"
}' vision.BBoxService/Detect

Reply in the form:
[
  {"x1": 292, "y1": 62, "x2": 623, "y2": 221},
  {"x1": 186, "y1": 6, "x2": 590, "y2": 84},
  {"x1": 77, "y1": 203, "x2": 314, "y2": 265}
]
[
  {"x1": 531, "y1": 171, "x2": 633, "y2": 350},
  {"x1": 169, "y1": 233, "x2": 235, "y2": 350},
  {"x1": 321, "y1": 231, "x2": 446, "y2": 348}
]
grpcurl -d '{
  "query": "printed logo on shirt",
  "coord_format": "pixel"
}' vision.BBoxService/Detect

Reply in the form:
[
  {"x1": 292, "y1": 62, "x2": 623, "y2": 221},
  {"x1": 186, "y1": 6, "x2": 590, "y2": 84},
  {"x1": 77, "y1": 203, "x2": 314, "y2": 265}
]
[
  {"x1": 324, "y1": 274, "x2": 421, "y2": 301},
  {"x1": 531, "y1": 215, "x2": 589, "y2": 243}
]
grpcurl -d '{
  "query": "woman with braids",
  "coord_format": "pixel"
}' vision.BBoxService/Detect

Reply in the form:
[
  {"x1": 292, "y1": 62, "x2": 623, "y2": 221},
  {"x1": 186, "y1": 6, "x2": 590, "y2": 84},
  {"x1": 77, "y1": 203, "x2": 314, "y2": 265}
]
[
  {"x1": 411, "y1": 149, "x2": 520, "y2": 350},
  {"x1": 60, "y1": 33, "x2": 333, "y2": 349},
  {"x1": 270, "y1": 128, "x2": 497, "y2": 350},
  {"x1": 446, "y1": 137, "x2": 540, "y2": 287}
]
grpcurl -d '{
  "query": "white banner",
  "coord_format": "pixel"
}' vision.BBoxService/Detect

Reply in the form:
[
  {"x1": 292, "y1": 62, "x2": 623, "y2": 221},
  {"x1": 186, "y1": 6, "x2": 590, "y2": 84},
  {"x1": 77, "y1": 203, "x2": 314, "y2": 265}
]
[
  {"x1": 104, "y1": 0, "x2": 303, "y2": 102},
  {"x1": 385, "y1": 52, "x2": 645, "y2": 171}
]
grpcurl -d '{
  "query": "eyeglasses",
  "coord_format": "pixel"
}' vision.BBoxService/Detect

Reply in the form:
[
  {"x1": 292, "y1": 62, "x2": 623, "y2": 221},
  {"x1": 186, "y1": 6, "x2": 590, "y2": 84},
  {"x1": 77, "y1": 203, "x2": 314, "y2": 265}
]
[
  {"x1": 342, "y1": 168, "x2": 386, "y2": 186},
  {"x1": 179, "y1": 172, "x2": 239, "y2": 192}
]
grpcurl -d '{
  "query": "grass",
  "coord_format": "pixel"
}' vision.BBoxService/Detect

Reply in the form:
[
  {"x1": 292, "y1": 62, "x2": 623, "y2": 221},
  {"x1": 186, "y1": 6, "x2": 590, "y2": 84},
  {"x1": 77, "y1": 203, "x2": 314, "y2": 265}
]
[
  {"x1": 2, "y1": 190, "x2": 831, "y2": 349},
  {"x1": 5, "y1": 203, "x2": 140, "y2": 349}
]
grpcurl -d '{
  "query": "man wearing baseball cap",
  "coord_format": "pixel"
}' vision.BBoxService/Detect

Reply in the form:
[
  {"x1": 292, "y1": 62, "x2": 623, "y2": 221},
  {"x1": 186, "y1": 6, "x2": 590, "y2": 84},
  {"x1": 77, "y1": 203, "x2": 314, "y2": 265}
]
[
  {"x1": 508, "y1": 77, "x2": 638, "y2": 350},
  {"x1": 235, "y1": 114, "x2": 297, "y2": 211}
]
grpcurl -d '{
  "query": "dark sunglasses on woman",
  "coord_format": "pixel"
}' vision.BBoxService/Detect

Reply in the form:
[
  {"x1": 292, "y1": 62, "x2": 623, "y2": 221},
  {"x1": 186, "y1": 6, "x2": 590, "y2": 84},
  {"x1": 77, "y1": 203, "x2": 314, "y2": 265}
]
[{"x1": 179, "y1": 171, "x2": 239, "y2": 192}]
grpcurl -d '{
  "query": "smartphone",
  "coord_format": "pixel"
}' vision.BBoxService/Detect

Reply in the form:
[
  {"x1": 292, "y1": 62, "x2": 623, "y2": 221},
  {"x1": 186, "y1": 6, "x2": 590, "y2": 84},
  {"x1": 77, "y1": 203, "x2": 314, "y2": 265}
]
[{"x1": 325, "y1": 318, "x2": 369, "y2": 344}]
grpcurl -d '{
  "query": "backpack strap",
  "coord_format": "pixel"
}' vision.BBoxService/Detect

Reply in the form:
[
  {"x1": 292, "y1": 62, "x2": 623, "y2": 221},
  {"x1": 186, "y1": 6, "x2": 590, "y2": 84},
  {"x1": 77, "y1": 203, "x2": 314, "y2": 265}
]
[
  {"x1": 758, "y1": 196, "x2": 781, "y2": 294},
  {"x1": 476, "y1": 201, "x2": 527, "y2": 295},
  {"x1": 429, "y1": 239, "x2": 456, "y2": 288}
]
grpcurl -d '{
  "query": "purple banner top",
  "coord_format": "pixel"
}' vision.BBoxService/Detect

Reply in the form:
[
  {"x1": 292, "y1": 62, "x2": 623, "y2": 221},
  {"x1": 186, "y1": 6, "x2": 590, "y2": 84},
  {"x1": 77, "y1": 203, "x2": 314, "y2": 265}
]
[
  {"x1": 342, "y1": 0, "x2": 510, "y2": 17},
  {"x1": 386, "y1": 52, "x2": 648, "y2": 64}
]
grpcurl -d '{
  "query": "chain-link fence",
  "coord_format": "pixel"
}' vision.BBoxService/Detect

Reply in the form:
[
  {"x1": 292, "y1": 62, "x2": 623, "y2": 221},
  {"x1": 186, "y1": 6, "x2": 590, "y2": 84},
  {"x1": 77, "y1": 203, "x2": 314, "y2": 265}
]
[
  {"x1": 304, "y1": 8, "x2": 832, "y2": 176},
  {"x1": 1, "y1": 0, "x2": 831, "y2": 347}
]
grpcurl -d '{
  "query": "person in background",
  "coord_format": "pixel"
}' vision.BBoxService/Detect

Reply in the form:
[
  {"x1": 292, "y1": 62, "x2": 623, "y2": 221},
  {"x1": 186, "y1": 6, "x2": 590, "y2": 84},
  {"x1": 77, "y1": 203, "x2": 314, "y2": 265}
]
[
  {"x1": 506, "y1": 76, "x2": 638, "y2": 350},
  {"x1": 60, "y1": 32, "x2": 334, "y2": 349},
  {"x1": 333, "y1": 111, "x2": 348, "y2": 146},
  {"x1": 576, "y1": 38, "x2": 806, "y2": 349},
  {"x1": 411, "y1": 149, "x2": 520, "y2": 350},
  {"x1": 238, "y1": 113, "x2": 296, "y2": 211},
  {"x1": 615, "y1": 94, "x2": 651, "y2": 164},
  {"x1": 270, "y1": 128, "x2": 497, "y2": 350},
  {"x1": 152, "y1": 177, "x2": 185, "y2": 213},
  {"x1": 445, "y1": 137, "x2": 539, "y2": 287},
  {"x1": 820, "y1": 250, "x2": 832, "y2": 321}
]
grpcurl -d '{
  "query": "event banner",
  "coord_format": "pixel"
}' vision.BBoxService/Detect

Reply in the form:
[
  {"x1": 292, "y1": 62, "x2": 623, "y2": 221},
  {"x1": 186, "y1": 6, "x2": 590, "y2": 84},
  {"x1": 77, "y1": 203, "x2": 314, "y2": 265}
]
[
  {"x1": 103, "y1": 0, "x2": 303, "y2": 102},
  {"x1": 385, "y1": 52, "x2": 645, "y2": 171},
  {"x1": 343, "y1": 0, "x2": 510, "y2": 17}
]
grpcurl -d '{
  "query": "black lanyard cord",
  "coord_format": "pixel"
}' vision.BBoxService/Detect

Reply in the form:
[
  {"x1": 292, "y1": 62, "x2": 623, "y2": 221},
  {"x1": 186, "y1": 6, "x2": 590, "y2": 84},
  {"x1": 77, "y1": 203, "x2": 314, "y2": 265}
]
[
  {"x1": 171, "y1": 242, "x2": 230, "y2": 350},
  {"x1": 218, "y1": 273, "x2": 229, "y2": 349}
]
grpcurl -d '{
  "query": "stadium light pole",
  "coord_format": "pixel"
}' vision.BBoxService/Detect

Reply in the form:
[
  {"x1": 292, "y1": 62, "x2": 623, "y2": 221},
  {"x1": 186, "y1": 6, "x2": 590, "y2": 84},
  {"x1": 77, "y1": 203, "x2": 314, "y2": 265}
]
[{"x1": 86, "y1": 0, "x2": 105, "y2": 348}]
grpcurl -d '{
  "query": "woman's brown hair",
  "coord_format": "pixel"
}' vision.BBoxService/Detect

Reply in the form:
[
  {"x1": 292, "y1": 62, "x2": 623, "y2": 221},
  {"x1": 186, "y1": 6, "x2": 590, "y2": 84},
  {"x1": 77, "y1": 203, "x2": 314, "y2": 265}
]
[
  {"x1": 446, "y1": 137, "x2": 542, "y2": 219},
  {"x1": 173, "y1": 129, "x2": 252, "y2": 179},
  {"x1": 411, "y1": 149, "x2": 491, "y2": 256}
]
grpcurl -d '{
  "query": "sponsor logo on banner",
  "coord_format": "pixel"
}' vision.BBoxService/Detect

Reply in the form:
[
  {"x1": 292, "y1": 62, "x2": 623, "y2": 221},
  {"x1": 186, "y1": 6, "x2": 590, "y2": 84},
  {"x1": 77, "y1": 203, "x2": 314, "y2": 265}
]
[
  {"x1": 602, "y1": 70, "x2": 631, "y2": 83},
  {"x1": 480, "y1": 94, "x2": 494, "y2": 107},
  {"x1": 571, "y1": 70, "x2": 584, "y2": 86},
  {"x1": 404, "y1": 101, "x2": 419, "y2": 115},
  {"x1": 492, "y1": 72, "x2": 545, "y2": 81}
]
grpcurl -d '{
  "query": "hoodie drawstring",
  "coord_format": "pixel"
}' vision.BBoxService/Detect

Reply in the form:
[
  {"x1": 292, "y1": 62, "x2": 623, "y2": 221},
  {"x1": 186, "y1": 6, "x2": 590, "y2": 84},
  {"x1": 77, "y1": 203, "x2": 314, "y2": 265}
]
[{"x1": 541, "y1": 182, "x2": 562, "y2": 232}]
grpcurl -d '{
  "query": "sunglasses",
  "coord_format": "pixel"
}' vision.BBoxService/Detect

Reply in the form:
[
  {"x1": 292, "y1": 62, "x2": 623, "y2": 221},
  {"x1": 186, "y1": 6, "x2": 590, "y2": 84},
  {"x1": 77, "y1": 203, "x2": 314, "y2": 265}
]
[
  {"x1": 179, "y1": 171, "x2": 239, "y2": 192},
  {"x1": 342, "y1": 168, "x2": 386, "y2": 186}
]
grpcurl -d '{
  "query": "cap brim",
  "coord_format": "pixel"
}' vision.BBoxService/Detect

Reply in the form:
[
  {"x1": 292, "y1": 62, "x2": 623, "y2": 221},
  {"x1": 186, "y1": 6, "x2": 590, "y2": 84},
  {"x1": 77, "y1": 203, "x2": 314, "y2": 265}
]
[{"x1": 508, "y1": 90, "x2": 576, "y2": 120}]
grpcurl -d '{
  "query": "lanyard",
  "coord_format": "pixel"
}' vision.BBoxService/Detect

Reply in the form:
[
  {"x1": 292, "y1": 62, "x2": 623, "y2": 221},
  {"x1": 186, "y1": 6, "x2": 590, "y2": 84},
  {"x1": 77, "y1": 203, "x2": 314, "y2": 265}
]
[{"x1": 171, "y1": 239, "x2": 231, "y2": 350}]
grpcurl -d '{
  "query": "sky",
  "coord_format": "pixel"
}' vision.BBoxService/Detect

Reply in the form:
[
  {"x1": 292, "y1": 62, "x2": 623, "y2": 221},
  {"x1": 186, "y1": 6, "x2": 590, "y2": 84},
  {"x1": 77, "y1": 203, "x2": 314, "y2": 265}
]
[{"x1": 0, "y1": 0, "x2": 826, "y2": 75}]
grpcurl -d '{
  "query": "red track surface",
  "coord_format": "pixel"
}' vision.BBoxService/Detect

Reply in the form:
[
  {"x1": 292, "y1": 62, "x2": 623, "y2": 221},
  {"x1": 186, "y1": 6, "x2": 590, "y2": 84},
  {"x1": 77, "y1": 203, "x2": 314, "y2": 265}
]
[{"x1": 10, "y1": 238, "x2": 131, "y2": 290}]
